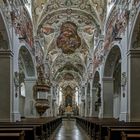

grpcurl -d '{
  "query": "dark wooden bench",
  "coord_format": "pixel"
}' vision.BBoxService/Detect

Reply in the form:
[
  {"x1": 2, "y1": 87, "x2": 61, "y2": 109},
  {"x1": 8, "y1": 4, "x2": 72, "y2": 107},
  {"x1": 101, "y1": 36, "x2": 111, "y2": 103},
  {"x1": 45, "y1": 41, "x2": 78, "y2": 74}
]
[
  {"x1": 21, "y1": 117, "x2": 62, "y2": 139},
  {"x1": 107, "y1": 126, "x2": 140, "y2": 140},
  {"x1": 0, "y1": 125, "x2": 38, "y2": 140},
  {"x1": 122, "y1": 131, "x2": 140, "y2": 140},
  {"x1": 0, "y1": 131, "x2": 24, "y2": 140},
  {"x1": 76, "y1": 117, "x2": 119, "y2": 140},
  {"x1": 0, "y1": 117, "x2": 62, "y2": 140},
  {"x1": 76, "y1": 117, "x2": 140, "y2": 140}
]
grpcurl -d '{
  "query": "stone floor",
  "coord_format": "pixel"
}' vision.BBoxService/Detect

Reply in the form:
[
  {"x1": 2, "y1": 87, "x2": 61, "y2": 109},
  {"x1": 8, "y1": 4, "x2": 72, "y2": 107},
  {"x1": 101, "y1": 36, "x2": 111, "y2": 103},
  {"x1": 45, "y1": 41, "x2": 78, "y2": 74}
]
[{"x1": 53, "y1": 119, "x2": 90, "y2": 140}]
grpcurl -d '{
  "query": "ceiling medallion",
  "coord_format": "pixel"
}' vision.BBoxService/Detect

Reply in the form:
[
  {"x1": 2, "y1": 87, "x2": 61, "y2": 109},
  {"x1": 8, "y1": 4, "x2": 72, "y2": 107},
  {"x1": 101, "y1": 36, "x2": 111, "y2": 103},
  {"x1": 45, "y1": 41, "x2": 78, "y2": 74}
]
[{"x1": 57, "y1": 21, "x2": 81, "y2": 54}]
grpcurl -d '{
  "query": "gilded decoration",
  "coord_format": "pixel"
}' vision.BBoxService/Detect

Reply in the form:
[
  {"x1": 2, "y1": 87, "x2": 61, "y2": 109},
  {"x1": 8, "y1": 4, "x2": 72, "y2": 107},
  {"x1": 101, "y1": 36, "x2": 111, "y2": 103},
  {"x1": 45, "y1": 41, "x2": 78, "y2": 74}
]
[
  {"x1": 63, "y1": 86, "x2": 75, "y2": 108},
  {"x1": 57, "y1": 21, "x2": 81, "y2": 54}
]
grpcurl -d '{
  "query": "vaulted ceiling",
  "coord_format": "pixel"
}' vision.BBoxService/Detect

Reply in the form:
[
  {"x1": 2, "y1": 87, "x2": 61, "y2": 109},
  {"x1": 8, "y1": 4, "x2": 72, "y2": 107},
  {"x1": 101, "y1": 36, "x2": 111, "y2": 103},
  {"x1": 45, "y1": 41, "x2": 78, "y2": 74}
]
[{"x1": 32, "y1": 0, "x2": 107, "y2": 91}]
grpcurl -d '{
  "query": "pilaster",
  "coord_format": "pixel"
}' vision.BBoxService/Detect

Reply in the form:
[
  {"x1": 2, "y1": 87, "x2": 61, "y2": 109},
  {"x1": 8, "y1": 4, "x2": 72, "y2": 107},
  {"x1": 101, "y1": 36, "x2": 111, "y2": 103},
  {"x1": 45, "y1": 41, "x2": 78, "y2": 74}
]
[{"x1": 0, "y1": 50, "x2": 14, "y2": 121}]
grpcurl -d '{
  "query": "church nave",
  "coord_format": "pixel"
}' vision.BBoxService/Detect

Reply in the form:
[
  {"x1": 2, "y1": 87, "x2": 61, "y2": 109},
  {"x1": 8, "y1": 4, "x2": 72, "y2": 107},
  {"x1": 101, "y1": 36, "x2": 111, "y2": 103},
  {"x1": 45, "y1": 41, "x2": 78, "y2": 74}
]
[{"x1": 53, "y1": 119, "x2": 90, "y2": 140}]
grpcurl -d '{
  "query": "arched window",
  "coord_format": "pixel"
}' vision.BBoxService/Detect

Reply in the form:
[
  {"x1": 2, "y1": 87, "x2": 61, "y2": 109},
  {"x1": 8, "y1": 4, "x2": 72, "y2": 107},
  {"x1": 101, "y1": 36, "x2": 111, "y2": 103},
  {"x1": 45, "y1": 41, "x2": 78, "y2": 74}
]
[
  {"x1": 75, "y1": 87, "x2": 79, "y2": 104},
  {"x1": 20, "y1": 82, "x2": 25, "y2": 97},
  {"x1": 59, "y1": 88, "x2": 62, "y2": 105}
]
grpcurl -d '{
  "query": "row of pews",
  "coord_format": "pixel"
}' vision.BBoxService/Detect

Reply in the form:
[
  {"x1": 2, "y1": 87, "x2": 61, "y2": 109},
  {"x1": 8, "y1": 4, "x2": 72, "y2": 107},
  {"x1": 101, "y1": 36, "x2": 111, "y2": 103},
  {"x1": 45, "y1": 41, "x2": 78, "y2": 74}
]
[
  {"x1": 0, "y1": 117, "x2": 62, "y2": 140},
  {"x1": 76, "y1": 117, "x2": 140, "y2": 140}
]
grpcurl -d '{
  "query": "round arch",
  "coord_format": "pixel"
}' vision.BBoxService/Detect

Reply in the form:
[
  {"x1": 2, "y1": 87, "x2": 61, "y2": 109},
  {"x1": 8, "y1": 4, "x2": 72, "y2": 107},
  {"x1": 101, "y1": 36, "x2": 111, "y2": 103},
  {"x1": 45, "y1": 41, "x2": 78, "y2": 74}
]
[
  {"x1": 129, "y1": 6, "x2": 140, "y2": 50},
  {"x1": 0, "y1": 11, "x2": 11, "y2": 50},
  {"x1": 18, "y1": 46, "x2": 35, "y2": 77},
  {"x1": 103, "y1": 45, "x2": 121, "y2": 118},
  {"x1": 18, "y1": 45, "x2": 36, "y2": 118},
  {"x1": 104, "y1": 45, "x2": 121, "y2": 77}
]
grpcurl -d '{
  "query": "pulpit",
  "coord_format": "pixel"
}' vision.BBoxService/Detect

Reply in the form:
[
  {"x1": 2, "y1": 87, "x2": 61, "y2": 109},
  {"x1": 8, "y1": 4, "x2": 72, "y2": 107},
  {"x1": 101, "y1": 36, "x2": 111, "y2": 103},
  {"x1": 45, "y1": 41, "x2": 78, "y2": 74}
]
[{"x1": 33, "y1": 64, "x2": 50, "y2": 117}]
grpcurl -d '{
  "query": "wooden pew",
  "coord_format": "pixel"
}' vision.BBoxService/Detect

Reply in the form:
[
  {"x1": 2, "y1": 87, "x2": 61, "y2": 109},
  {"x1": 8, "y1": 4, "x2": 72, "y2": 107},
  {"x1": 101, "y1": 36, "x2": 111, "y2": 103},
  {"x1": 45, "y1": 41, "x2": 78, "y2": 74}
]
[
  {"x1": 0, "y1": 117, "x2": 62, "y2": 140},
  {"x1": 91, "y1": 118, "x2": 119, "y2": 140},
  {"x1": 95, "y1": 121, "x2": 140, "y2": 140},
  {"x1": 94, "y1": 119, "x2": 127, "y2": 140},
  {"x1": 76, "y1": 117, "x2": 140, "y2": 140},
  {"x1": 122, "y1": 131, "x2": 140, "y2": 140},
  {"x1": 0, "y1": 125, "x2": 37, "y2": 140},
  {"x1": 21, "y1": 117, "x2": 62, "y2": 139},
  {"x1": 0, "y1": 131, "x2": 24, "y2": 140},
  {"x1": 107, "y1": 127, "x2": 140, "y2": 140},
  {"x1": 76, "y1": 117, "x2": 119, "y2": 139}
]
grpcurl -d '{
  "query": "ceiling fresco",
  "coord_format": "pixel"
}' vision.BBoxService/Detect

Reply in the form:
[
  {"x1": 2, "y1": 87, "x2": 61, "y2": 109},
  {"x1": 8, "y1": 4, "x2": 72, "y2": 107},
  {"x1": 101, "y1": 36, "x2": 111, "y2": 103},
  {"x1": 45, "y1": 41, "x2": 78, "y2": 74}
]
[
  {"x1": 57, "y1": 21, "x2": 81, "y2": 54},
  {"x1": 32, "y1": 0, "x2": 107, "y2": 93}
]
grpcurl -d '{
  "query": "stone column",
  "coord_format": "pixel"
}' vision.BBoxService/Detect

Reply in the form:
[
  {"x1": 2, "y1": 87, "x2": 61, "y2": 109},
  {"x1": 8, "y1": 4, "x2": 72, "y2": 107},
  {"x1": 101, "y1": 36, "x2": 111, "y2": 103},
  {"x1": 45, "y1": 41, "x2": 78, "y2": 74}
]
[
  {"x1": 127, "y1": 50, "x2": 140, "y2": 121},
  {"x1": 0, "y1": 50, "x2": 13, "y2": 121},
  {"x1": 81, "y1": 102, "x2": 84, "y2": 116},
  {"x1": 53, "y1": 101, "x2": 58, "y2": 117},
  {"x1": 50, "y1": 86, "x2": 53, "y2": 117},
  {"x1": 78, "y1": 95, "x2": 82, "y2": 116},
  {"x1": 89, "y1": 81, "x2": 94, "y2": 116},
  {"x1": 24, "y1": 78, "x2": 36, "y2": 117},
  {"x1": 101, "y1": 77, "x2": 113, "y2": 118},
  {"x1": 46, "y1": 90, "x2": 52, "y2": 117},
  {"x1": 90, "y1": 81, "x2": 93, "y2": 116},
  {"x1": 84, "y1": 86, "x2": 88, "y2": 116}
]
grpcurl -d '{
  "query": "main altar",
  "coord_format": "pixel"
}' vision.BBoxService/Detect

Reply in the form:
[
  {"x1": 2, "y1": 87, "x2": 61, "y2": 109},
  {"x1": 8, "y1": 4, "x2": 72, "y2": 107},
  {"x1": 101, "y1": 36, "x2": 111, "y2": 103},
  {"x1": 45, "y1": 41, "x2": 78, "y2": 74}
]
[{"x1": 58, "y1": 86, "x2": 79, "y2": 117}]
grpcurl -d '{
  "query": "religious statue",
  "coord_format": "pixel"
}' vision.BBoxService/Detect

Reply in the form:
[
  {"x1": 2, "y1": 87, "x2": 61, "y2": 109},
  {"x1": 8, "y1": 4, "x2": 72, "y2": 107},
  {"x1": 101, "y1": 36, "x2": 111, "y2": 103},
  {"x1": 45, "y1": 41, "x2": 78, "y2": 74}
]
[
  {"x1": 95, "y1": 83, "x2": 101, "y2": 111},
  {"x1": 72, "y1": 104, "x2": 79, "y2": 116},
  {"x1": 59, "y1": 105, "x2": 64, "y2": 115},
  {"x1": 121, "y1": 72, "x2": 127, "y2": 87},
  {"x1": 14, "y1": 72, "x2": 20, "y2": 97}
]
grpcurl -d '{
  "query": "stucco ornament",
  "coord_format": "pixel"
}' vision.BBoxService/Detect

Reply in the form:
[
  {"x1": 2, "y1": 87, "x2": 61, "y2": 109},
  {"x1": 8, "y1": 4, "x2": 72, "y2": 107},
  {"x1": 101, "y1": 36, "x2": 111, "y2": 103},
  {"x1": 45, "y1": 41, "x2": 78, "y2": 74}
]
[{"x1": 121, "y1": 72, "x2": 127, "y2": 87}]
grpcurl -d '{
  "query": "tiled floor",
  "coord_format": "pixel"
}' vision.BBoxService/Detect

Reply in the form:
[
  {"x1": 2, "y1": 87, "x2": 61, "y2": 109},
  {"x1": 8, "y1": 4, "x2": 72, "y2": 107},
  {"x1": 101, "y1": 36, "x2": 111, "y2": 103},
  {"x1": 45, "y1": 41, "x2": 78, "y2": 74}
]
[{"x1": 53, "y1": 119, "x2": 90, "y2": 140}]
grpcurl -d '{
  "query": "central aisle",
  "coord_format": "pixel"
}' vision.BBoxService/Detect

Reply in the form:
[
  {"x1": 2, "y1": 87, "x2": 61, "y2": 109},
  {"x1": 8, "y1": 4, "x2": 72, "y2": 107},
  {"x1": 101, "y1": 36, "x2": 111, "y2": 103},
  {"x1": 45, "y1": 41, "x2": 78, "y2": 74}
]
[{"x1": 53, "y1": 119, "x2": 90, "y2": 140}]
